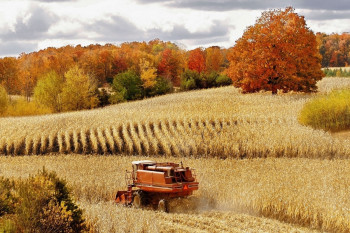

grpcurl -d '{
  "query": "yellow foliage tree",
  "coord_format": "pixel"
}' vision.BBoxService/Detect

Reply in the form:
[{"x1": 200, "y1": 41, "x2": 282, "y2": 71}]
[
  {"x1": 34, "y1": 71, "x2": 64, "y2": 112},
  {"x1": 140, "y1": 58, "x2": 157, "y2": 89},
  {"x1": 0, "y1": 85, "x2": 8, "y2": 115},
  {"x1": 61, "y1": 66, "x2": 99, "y2": 111}
]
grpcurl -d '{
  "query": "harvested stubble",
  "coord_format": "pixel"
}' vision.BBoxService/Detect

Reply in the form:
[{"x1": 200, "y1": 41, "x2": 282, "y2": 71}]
[
  {"x1": 1, "y1": 78, "x2": 350, "y2": 159},
  {"x1": 0, "y1": 155, "x2": 328, "y2": 233},
  {"x1": 1, "y1": 78, "x2": 350, "y2": 231},
  {"x1": 81, "y1": 202, "x2": 316, "y2": 233}
]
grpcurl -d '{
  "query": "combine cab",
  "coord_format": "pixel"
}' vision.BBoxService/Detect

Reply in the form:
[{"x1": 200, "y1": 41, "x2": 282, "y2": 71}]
[{"x1": 115, "y1": 160, "x2": 199, "y2": 212}]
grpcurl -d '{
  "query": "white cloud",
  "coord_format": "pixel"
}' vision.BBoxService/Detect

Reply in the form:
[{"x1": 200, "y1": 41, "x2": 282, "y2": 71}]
[{"x1": 0, "y1": 0, "x2": 350, "y2": 57}]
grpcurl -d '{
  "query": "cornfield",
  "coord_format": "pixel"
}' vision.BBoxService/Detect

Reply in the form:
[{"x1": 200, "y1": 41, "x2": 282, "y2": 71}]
[
  {"x1": 0, "y1": 155, "x2": 346, "y2": 232},
  {"x1": 1, "y1": 77, "x2": 350, "y2": 232},
  {"x1": 0, "y1": 78, "x2": 349, "y2": 158}
]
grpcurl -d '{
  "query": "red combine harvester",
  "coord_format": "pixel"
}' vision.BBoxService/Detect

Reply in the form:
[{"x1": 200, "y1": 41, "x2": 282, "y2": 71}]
[{"x1": 115, "y1": 160, "x2": 199, "y2": 212}]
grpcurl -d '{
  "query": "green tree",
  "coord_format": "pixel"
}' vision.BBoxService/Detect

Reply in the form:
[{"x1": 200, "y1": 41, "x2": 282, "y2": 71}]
[
  {"x1": 0, "y1": 85, "x2": 8, "y2": 115},
  {"x1": 110, "y1": 70, "x2": 144, "y2": 102},
  {"x1": 215, "y1": 74, "x2": 232, "y2": 87},
  {"x1": 61, "y1": 66, "x2": 99, "y2": 111},
  {"x1": 34, "y1": 71, "x2": 64, "y2": 112},
  {"x1": 200, "y1": 72, "x2": 217, "y2": 88},
  {"x1": 180, "y1": 69, "x2": 201, "y2": 90},
  {"x1": 146, "y1": 76, "x2": 173, "y2": 97}
]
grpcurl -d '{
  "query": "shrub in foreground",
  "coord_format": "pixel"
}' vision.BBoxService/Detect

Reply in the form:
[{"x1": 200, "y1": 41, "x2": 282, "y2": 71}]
[
  {"x1": 0, "y1": 169, "x2": 86, "y2": 233},
  {"x1": 0, "y1": 177, "x2": 16, "y2": 216},
  {"x1": 299, "y1": 89, "x2": 350, "y2": 131}
]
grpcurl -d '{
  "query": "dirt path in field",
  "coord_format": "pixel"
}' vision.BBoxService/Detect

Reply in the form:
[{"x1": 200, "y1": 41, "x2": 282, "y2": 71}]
[
  {"x1": 331, "y1": 130, "x2": 350, "y2": 141},
  {"x1": 157, "y1": 210, "x2": 318, "y2": 233},
  {"x1": 81, "y1": 201, "x2": 318, "y2": 233}
]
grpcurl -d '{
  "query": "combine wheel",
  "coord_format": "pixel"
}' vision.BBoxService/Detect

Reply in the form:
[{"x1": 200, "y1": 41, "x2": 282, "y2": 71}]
[
  {"x1": 158, "y1": 199, "x2": 169, "y2": 213},
  {"x1": 133, "y1": 191, "x2": 145, "y2": 208}
]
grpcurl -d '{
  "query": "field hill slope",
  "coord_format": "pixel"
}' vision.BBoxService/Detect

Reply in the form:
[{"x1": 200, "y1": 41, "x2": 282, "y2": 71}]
[
  {"x1": 2, "y1": 78, "x2": 350, "y2": 232},
  {"x1": 1, "y1": 82, "x2": 349, "y2": 158}
]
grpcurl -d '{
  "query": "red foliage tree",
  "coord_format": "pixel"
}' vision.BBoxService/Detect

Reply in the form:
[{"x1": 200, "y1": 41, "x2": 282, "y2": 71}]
[
  {"x1": 111, "y1": 53, "x2": 128, "y2": 76},
  {"x1": 227, "y1": 7, "x2": 324, "y2": 94},
  {"x1": 188, "y1": 48, "x2": 206, "y2": 73},
  {"x1": 157, "y1": 48, "x2": 182, "y2": 86}
]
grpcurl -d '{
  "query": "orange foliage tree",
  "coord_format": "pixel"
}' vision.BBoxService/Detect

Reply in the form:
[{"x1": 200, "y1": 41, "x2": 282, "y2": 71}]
[
  {"x1": 188, "y1": 48, "x2": 206, "y2": 73},
  {"x1": 227, "y1": 7, "x2": 324, "y2": 94},
  {"x1": 0, "y1": 57, "x2": 20, "y2": 94},
  {"x1": 1, "y1": 40, "x2": 228, "y2": 97},
  {"x1": 205, "y1": 46, "x2": 223, "y2": 73},
  {"x1": 316, "y1": 32, "x2": 350, "y2": 67}
]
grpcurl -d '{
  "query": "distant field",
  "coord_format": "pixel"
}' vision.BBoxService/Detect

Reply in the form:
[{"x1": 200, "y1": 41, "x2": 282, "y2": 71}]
[
  {"x1": 1, "y1": 78, "x2": 349, "y2": 159},
  {"x1": 322, "y1": 67, "x2": 350, "y2": 71},
  {"x1": 317, "y1": 77, "x2": 350, "y2": 92}
]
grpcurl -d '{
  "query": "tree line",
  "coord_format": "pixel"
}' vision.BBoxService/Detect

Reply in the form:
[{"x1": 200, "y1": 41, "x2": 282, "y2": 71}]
[
  {"x1": 0, "y1": 7, "x2": 343, "y2": 115},
  {"x1": 316, "y1": 32, "x2": 350, "y2": 68},
  {"x1": 0, "y1": 40, "x2": 230, "y2": 96},
  {"x1": 0, "y1": 40, "x2": 234, "y2": 115}
]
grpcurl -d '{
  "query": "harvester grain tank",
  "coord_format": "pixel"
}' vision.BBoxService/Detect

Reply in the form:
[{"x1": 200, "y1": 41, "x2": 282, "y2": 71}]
[{"x1": 115, "y1": 160, "x2": 199, "y2": 212}]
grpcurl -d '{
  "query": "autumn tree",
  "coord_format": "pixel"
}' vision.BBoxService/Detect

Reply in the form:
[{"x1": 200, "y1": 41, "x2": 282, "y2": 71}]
[
  {"x1": 111, "y1": 52, "x2": 128, "y2": 77},
  {"x1": 316, "y1": 32, "x2": 350, "y2": 67},
  {"x1": 227, "y1": 7, "x2": 324, "y2": 94},
  {"x1": 18, "y1": 53, "x2": 42, "y2": 100},
  {"x1": 188, "y1": 48, "x2": 206, "y2": 73},
  {"x1": 34, "y1": 71, "x2": 64, "y2": 112},
  {"x1": 0, "y1": 57, "x2": 20, "y2": 94},
  {"x1": 46, "y1": 50, "x2": 74, "y2": 77},
  {"x1": 95, "y1": 49, "x2": 113, "y2": 84},
  {"x1": 139, "y1": 57, "x2": 157, "y2": 89},
  {"x1": 118, "y1": 43, "x2": 143, "y2": 74},
  {"x1": 205, "y1": 46, "x2": 223, "y2": 72},
  {"x1": 61, "y1": 66, "x2": 99, "y2": 111},
  {"x1": 157, "y1": 48, "x2": 183, "y2": 86}
]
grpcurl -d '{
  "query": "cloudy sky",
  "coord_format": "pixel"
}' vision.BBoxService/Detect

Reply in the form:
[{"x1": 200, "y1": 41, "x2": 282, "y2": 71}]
[{"x1": 0, "y1": 0, "x2": 350, "y2": 57}]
